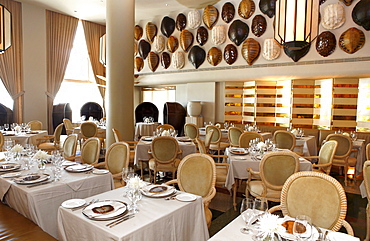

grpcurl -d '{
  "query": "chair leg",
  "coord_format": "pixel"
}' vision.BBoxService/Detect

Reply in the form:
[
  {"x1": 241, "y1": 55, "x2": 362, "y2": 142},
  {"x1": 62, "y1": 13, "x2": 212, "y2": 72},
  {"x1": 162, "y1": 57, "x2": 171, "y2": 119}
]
[
  {"x1": 233, "y1": 178, "x2": 239, "y2": 211},
  {"x1": 344, "y1": 165, "x2": 348, "y2": 186},
  {"x1": 366, "y1": 204, "x2": 370, "y2": 241}
]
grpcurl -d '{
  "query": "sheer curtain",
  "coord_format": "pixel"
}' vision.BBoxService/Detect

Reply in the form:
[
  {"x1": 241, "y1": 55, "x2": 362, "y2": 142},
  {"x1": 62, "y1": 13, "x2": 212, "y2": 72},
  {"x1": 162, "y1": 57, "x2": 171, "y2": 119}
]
[
  {"x1": 81, "y1": 20, "x2": 106, "y2": 102},
  {"x1": 46, "y1": 10, "x2": 78, "y2": 133},
  {"x1": 0, "y1": 0, "x2": 23, "y2": 123}
]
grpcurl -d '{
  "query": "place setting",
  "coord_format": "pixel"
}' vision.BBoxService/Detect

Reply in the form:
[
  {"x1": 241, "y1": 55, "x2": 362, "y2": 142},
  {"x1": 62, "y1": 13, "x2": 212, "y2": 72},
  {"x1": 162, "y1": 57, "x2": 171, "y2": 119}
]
[
  {"x1": 64, "y1": 163, "x2": 94, "y2": 173},
  {"x1": 12, "y1": 172, "x2": 53, "y2": 187},
  {"x1": 0, "y1": 163, "x2": 21, "y2": 172}
]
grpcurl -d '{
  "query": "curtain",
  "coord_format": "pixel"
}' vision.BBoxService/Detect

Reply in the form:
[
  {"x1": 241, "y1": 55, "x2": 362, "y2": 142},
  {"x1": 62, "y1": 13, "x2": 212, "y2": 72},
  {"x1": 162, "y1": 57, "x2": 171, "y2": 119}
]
[
  {"x1": 0, "y1": 0, "x2": 23, "y2": 123},
  {"x1": 46, "y1": 10, "x2": 78, "y2": 133},
  {"x1": 81, "y1": 20, "x2": 106, "y2": 102}
]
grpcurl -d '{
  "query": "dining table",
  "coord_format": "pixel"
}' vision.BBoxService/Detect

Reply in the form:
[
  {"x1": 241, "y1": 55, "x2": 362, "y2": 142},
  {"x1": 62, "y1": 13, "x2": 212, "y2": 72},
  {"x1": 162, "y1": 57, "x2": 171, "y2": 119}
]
[
  {"x1": 1, "y1": 130, "x2": 48, "y2": 146},
  {"x1": 0, "y1": 160, "x2": 114, "y2": 239},
  {"x1": 208, "y1": 214, "x2": 360, "y2": 241},
  {"x1": 199, "y1": 128, "x2": 273, "y2": 142},
  {"x1": 134, "y1": 122, "x2": 160, "y2": 141},
  {"x1": 57, "y1": 186, "x2": 209, "y2": 241},
  {"x1": 294, "y1": 135, "x2": 318, "y2": 157}
]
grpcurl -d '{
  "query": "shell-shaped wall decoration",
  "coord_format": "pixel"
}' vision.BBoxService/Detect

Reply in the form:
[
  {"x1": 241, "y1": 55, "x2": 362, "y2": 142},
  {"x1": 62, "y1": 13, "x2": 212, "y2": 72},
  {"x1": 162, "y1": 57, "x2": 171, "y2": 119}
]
[
  {"x1": 259, "y1": 0, "x2": 276, "y2": 18},
  {"x1": 238, "y1": 0, "x2": 255, "y2": 19},
  {"x1": 207, "y1": 47, "x2": 222, "y2": 66},
  {"x1": 252, "y1": 15, "x2": 267, "y2": 37},
  {"x1": 224, "y1": 44, "x2": 238, "y2": 65},
  {"x1": 203, "y1": 5, "x2": 219, "y2": 30},
  {"x1": 339, "y1": 27, "x2": 365, "y2": 54},
  {"x1": 188, "y1": 10, "x2": 202, "y2": 29},
  {"x1": 134, "y1": 25, "x2": 143, "y2": 41},
  {"x1": 153, "y1": 35, "x2": 165, "y2": 53},
  {"x1": 212, "y1": 25, "x2": 227, "y2": 45},
  {"x1": 146, "y1": 22, "x2": 157, "y2": 43},
  {"x1": 241, "y1": 38, "x2": 260, "y2": 65},
  {"x1": 134, "y1": 41, "x2": 138, "y2": 56},
  {"x1": 340, "y1": 0, "x2": 353, "y2": 6},
  {"x1": 161, "y1": 16, "x2": 175, "y2": 38},
  {"x1": 228, "y1": 20, "x2": 249, "y2": 46},
  {"x1": 262, "y1": 38, "x2": 281, "y2": 60},
  {"x1": 138, "y1": 39, "x2": 151, "y2": 59},
  {"x1": 176, "y1": 13, "x2": 187, "y2": 31},
  {"x1": 180, "y1": 30, "x2": 194, "y2": 52},
  {"x1": 222, "y1": 2, "x2": 235, "y2": 23},
  {"x1": 322, "y1": 3, "x2": 345, "y2": 30},
  {"x1": 148, "y1": 52, "x2": 159, "y2": 72},
  {"x1": 161, "y1": 52, "x2": 171, "y2": 69},
  {"x1": 316, "y1": 31, "x2": 336, "y2": 57},
  {"x1": 172, "y1": 51, "x2": 185, "y2": 69},
  {"x1": 167, "y1": 36, "x2": 179, "y2": 53},
  {"x1": 188, "y1": 46, "x2": 206, "y2": 69},
  {"x1": 134, "y1": 57, "x2": 144, "y2": 72},
  {"x1": 196, "y1": 26, "x2": 209, "y2": 46},
  {"x1": 352, "y1": 0, "x2": 370, "y2": 31}
]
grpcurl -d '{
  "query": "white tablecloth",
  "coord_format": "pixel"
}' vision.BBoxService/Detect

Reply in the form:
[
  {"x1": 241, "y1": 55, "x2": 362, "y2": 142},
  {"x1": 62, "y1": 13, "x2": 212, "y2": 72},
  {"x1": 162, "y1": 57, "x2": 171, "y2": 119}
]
[
  {"x1": 134, "y1": 122, "x2": 160, "y2": 141},
  {"x1": 72, "y1": 126, "x2": 106, "y2": 140},
  {"x1": 2, "y1": 130, "x2": 48, "y2": 146},
  {"x1": 295, "y1": 136, "x2": 318, "y2": 156},
  {"x1": 0, "y1": 163, "x2": 114, "y2": 239},
  {"x1": 134, "y1": 138, "x2": 197, "y2": 164},
  {"x1": 209, "y1": 215, "x2": 359, "y2": 241},
  {"x1": 199, "y1": 128, "x2": 273, "y2": 142},
  {"x1": 353, "y1": 139, "x2": 366, "y2": 176},
  {"x1": 58, "y1": 187, "x2": 209, "y2": 241}
]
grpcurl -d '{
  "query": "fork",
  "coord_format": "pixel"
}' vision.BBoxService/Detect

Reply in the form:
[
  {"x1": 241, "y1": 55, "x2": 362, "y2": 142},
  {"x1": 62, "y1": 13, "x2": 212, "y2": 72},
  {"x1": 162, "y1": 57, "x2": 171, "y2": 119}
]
[{"x1": 71, "y1": 199, "x2": 97, "y2": 211}]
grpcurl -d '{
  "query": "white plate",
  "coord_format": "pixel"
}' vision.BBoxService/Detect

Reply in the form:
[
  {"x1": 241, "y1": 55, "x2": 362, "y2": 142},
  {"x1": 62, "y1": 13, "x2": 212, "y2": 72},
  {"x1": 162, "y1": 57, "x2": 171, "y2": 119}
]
[
  {"x1": 65, "y1": 164, "x2": 93, "y2": 173},
  {"x1": 93, "y1": 169, "x2": 109, "y2": 175},
  {"x1": 175, "y1": 193, "x2": 197, "y2": 202},
  {"x1": 141, "y1": 184, "x2": 176, "y2": 198},
  {"x1": 235, "y1": 157, "x2": 247, "y2": 160},
  {"x1": 61, "y1": 199, "x2": 86, "y2": 209},
  {"x1": 0, "y1": 163, "x2": 21, "y2": 172},
  {"x1": 229, "y1": 148, "x2": 248, "y2": 155},
  {"x1": 13, "y1": 173, "x2": 50, "y2": 184},
  {"x1": 61, "y1": 160, "x2": 77, "y2": 166},
  {"x1": 1, "y1": 171, "x2": 22, "y2": 178},
  {"x1": 141, "y1": 136, "x2": 153, "y2": 141},
  {"x1": 82, "y1": 200, "x2": 127, "y2": 221},
  {"x1": 278, "y1": 218, "x2": 320, "y2": 241}
]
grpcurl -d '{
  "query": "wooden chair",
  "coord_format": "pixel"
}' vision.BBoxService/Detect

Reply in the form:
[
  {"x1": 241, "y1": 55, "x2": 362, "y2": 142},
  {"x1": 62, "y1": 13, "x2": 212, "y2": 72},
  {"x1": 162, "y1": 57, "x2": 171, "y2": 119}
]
[
  {"x1": 112, "y1": 128, "x2": 136, "y2": 167},
  {"x1": 63, "y1": 118, "x2": 74, "y2": 135},
  {"x1": 305, "y1": 140, "x2": 338, "y2": 175},
  {"x1": 80, "y1": 122, "x2": 104, "y2": 149},
  {"x1": 69, "y1": 137, "x2": 101, "y2": 167},
  {"x1": 363, "y1": 160, "x2": 370, "y2": 241},
  {"x1": 269, "y1": 171, "x2": 354, "y2": 235},
  {"x1": 184, "y1": 123, "x2": 199, "y2": 140},
  {"x1": 62, "y1": 134, "x2": 78, "y2": 161},
  {"x1": 37, "y1": 123, "x2": 64, "y2": 152},
  {"x1": 0, "y1": 132, "x2": 3, "y2": 151},
  {"x1": 206, "y1": 125, "x2": 229, "y2": 158},
  {"x1": 156, "y1": 124, "x2": 174, "y2": 131},
  {"x1": 27, "y1": 120, "x2": 43, "y2": 130},
  {"x1": 103, "y1": 142, "x2": 130, "y2": 188},
  {"x1": 239, "y1": 131, "x2": 264, "y2": 148},
  {"x1": 228, "y1": 127, "x2": 243, "y2": 147},
  {"x1": 273, "y1": 130, "x2": 304, "y2": 155},
  {"x1": 166, "y1": 153, "x2": 216, "y2": 228}
]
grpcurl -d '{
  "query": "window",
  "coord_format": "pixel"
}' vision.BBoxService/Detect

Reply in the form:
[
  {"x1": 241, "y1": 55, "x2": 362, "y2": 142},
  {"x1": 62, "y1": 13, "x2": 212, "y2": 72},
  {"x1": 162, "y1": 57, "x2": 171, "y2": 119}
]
[
  {"x1": 142, "y1": 87, "x2": 176, "y2": 124},
  {"x1": 54, "y1": 21, "x2": 103, "y2": 122},
  {"x1": 0, "y1": 80, "x2": 13, "y2": 109}
]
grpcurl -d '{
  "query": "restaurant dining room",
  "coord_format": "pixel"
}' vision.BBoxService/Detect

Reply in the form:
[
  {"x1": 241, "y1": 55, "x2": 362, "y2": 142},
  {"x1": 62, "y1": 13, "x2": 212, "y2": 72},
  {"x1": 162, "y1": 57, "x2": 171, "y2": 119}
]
[{"x1": 0, "y1": 0, "x2": 370, "y2": 240}]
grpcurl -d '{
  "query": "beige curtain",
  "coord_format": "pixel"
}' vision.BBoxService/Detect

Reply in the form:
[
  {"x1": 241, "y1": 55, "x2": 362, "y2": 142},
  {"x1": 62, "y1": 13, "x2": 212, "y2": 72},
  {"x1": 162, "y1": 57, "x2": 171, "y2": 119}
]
[
  {"x1": 46, "y1": 10, "x2": 78, "y2": 133},
  {"x1": 0, "y1": 0, "x2": 23, "y2": 123},
  {"x1": 81, "y1": 20, "x2": 106, "y2": 101}
]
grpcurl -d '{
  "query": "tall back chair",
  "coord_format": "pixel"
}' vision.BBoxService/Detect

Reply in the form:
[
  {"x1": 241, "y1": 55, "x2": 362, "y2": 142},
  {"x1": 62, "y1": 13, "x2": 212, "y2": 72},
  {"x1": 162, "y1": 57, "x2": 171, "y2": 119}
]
[
  {"x1": 112, "y1": 128, "x2": 122, "y2": 143},
  {"x1": 206, "y1": 125, "x2": 229, "y2": 156},
  {"x1": 305, "y1": 140, "x2": 338, "y2": 175},
  {"x1": 0, "y1": 132, "x2": 3, "y2": 151},
  {"x1": 27, "y1": 120, "x2": 43, "y2": 130},
  {"x1": 80, "y1": 122, "x2": 98, "y2": 140},
  {"x1": 63, "y1": 118, "x2": 74, "y2": 135},
  {"x1": 228, "y1": 127, "x2": 243, "y2": 147},
  {"x1": 184, "y1": 123, "x2": 199, "y2": 140},
  {"x1": 269, "y1": 171, "x2": 354, "y2": 235},
  {"x1": 366, "y1": 143, "x2": 370, "y2": 161},
  {"x1": 165, "y1": 153, "x2": 216, "y2": 228},
  {"x1": 79, "y1": 137, "x2": 101, "y2": 166},
  {"x1": 112, "y1": 128, "x2": 136, "y2": 167},
  {"x1": 363, "y1": 161, "x2": 370, "y2": 241},
  {"x1": 156, "y1": 124, "x2": 174, "y2": 131},
  {"x1": 105, "y1": 142, "x2": 130, "y2": 188},
  {"x1": 239, "y1": 131, "x2": 264, "y2": 148},
  {"x1": 246, "y1": 151, "x2": 299, "y2": 202},
  {"x1": 62, "y1": 134, "x2": 78, "y2": 160},
  {"x1": 149, "y1": 136, "x2": 182, "y2": 183},
  {"x1": 37, "y1": 123, "x2": 64, "y2": 152},
  {"x1": 273, "y1": 130, "x2": 296, "y2": 151},
  {"x1": 326, "y1": 134, "x2": 356, "y2": 186}
]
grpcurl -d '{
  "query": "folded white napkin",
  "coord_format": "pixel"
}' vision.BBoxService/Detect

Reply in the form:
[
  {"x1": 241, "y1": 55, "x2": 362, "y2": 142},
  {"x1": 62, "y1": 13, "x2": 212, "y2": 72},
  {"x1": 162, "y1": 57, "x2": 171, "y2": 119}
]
[{"x1": 327, "y1": 231, "x2": 359, "y2": 241}]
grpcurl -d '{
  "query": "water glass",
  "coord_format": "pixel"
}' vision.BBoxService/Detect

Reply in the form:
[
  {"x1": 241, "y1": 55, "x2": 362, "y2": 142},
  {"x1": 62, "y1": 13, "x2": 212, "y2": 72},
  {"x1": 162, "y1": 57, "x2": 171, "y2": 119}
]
[
  {"x1": 4, "y1": 123, "x2": 9, "y2": 131},
  {"x1": 127, "y1": 188, "x2": 142, "y2": 213},
  {"x1": 254, "y1": 197, "x2": 268, "y2": 213},
  {"x1": 240, "y1": 198, "x2": 256, "y2": 234}
]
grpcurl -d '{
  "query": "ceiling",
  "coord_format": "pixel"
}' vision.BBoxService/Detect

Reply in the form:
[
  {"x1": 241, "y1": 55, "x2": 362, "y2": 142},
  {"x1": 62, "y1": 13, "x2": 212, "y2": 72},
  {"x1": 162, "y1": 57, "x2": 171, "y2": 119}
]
[{"x1": 15, "y1": 0, "x2": 191, "y2": 25}]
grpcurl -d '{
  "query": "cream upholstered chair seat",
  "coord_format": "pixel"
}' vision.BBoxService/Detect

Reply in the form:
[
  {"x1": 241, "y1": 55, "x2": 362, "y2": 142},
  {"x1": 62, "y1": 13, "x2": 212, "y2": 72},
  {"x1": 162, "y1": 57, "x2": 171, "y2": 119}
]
[
  {"x1": 37, "y1": 123, "x2": 64, "y2": 152},
  {"x1": 269, "y1": 171, "x2": 354, "y2": 235},
  {"x1": 239, "y1": 131, "x2": 264, "y2": 148},
  {"x1": 165, "y1": 153, "x2": 216, "y2": 228},
  {"x1": 27, "y1": 120, "x2": 43, "y2": 130},
  {"x1": 305, "y1": 140, "x2": 338, "y2": 175},
  {"x1": 363, "y1": 160, "x2": 370, "y2": 241},
  {"x1": 62, "y1": 134, "x2": 78, "y2": 161},
  {"x1": 105, "y1": 142, "x2": 130, "y2": 188},
  {"x1": 228, "y1": 127, "x2": 243, "y2": 147},
  {"x1": 246, "y1": 151, "x2": 299, "y2": 202}
]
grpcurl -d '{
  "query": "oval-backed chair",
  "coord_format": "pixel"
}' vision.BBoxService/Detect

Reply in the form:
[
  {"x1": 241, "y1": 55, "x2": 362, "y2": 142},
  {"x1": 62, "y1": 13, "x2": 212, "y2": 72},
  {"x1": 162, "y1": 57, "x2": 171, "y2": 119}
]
[
  {"x1": 104, "y1": 142, "x2": 130, "y2": 188},
  {"x1": 112, "y1": 128, "x2": 136, "y2": 166},
  {"x1": 269, "y1": 171, "x2": 354, "y2": 236},
  {"x1": 305, "y1": 140, "x2": 338, "y2": 175},
  {"x1": 62, "y1": 134, "x2": 78, "y2": 161},
  {"x1": 37, "y1": 123, "x2": 64, "y2": 153},
  {"x1": 69, "y1": 137, "x2": 101, "y2": 167},
  {"x1": 156, "y1": 124, "x2": 175, "y2": 131},
  {"x1": 63, "y1": 118, "x2": 74, "y2": 135},
  {"x1": 184, "y1": 123, "x2": 199, "y2": 140},
  {"x1": 273, "y1": 130, "x2": 304, "y2": 156},
  {"x1": 228, "y1": 127, "x2": 243, "y2": 147},
  {"x1": 239, "y1": 131, "x2": 264, "y2": 148},
  {"x1": 27, "y1": 120, "x2": 43, "y2": 130},
  {"x1": 165, "y1": 153, "x2": 216, "y2": 228},
  {"x1": 0, "y1": 132, "x2": 3, "y2": 152},
  {"x1": 206, "y1": 125, "x2": 229, "y2": 157}
]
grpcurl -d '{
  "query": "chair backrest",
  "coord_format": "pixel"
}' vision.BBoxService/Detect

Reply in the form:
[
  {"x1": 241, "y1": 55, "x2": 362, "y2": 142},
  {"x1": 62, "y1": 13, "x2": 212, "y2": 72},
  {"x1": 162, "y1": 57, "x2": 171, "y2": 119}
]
[
  {"x1": 273, "y1": 130, "x2": 295, "y2": 151},
  {"x1": 62, "y1": 134, "x2": 77, "y2": 159},
  {"x1": 81, "y1": 137, "x2": 101, "y2": 165},
  {"x1": 363, "y1": 161, "x2": 370, "y2": 202},
  {"x1": 317, "y1": 140, "x2": 338, "y2": 173},
  {"x1": 239, "y1": 131, "x2": 264, "y2": 148},
  {"x1": 325, "y1": 134, "x2": 352, "y2": 159},
  {"x1": 280, "y1": 171, "x2": 348, "y2": 232},
  {"x1": 204, "y1": 129, "x2": 214, "y2": 149},
  {"x1": 27, "y1": 120, "x2": 43, "y2": 130},
  {"x1": 105, "y1": 142, "x2": 130, "y2": 175},
  {"x1": 260, "y1": 151, "x2": 299, "y2": 191},
  {"x1": 184, "y1": 123, "x2": 199, "y2": 140},
  {"x1": 80, "y1": 122, "x2": 98, "y2": 139},
  {"x1": 367, "y1": 143, "x2": 370, "y2": 161},
  {"x1": 112, "y1": 128, "x2": 122, "y2": 142},
  {"x1": 176, "y1": 153, "x2": 216, "y2": 198},
  {"x1": 0, "y1": 132, "x2": 3, "y2": 151},
  {"x1": 151, "y1": 136, "x2": 179, "y2": 164},
  {"x1": 54, "y1": 123, "x2": 64, "y2": 143},
  {"x1": 156, "y1": 124, "x2": 174, "y2": 131},
  {"x1": 63, "y1": 118, "x2": 73, "y2": 130},
  {"x1": 228, "y1": 127, "x2": 243, "y2": 146},
  {"x1": 196, "y1": 138, "x2": 207, "y2": 154},
  {"x1": 205, "y1": 125, "x2": 221, "y2": 144}
]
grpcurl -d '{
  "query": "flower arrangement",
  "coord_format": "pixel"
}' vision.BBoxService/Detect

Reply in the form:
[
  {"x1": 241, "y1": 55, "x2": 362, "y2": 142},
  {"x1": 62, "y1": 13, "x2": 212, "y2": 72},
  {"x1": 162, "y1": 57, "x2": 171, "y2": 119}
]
[
  {"x1": 11, "y1": 144, "x2": 24, "y2": 153},
  {"x1": 257, "y1": 142, "x2": 267, "y2": 150},
  {"x1": 33, "y1": 150, "x2": 49, "y2": 160},
  {"x1": 162, "y1": 130, "x2": 171, "y2": 136},
  {"x1": 291, "y1": 129, "x2": 298, "y2": 136},
  {"x1": 127, "y1": 176, "x2": 146, "y2": 190},
  {"x1": 14, "y1": 125, "x2": 21, "y2": 131},
  {"x1": 254, "y1": 213, "x2": 285, "y2": 240}
]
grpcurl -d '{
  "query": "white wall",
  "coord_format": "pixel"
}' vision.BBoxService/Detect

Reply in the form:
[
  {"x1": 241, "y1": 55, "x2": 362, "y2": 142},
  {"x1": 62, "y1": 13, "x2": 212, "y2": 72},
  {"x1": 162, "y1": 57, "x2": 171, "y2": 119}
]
[{"x1": 22, "y1": 3, "x2": 47, "y2": 127}]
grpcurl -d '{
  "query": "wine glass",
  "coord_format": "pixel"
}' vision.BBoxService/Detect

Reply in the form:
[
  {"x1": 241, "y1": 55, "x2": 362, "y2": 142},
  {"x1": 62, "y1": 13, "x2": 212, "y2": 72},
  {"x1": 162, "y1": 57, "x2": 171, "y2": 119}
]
[
  {"x1": 122, "y1": 167, "x2": 135, "y2": 184},
  {"x1": 293, "y1": 215, "x2": 312, "y2": 241},
  {"x1": 254, "y1": 197, "x2": 268, "y2": 213},
  {"x1": 240, "y1": 198, "x2": 256, "y2": 234}
]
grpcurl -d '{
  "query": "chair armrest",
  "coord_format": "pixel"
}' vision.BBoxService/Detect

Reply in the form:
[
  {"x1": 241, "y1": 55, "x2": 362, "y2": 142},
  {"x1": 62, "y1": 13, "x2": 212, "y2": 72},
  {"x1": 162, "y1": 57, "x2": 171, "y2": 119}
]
[
  {"x1": 177, "y1": 149, "x2": 183, "y2": 159},
  {"x1": 268, "y1": 205, "x2": 282, "y2": 214},
  {"x1": 203, "y1": 187, "x2": 216, "y2": 204},
  {"x1": 209, "y1": 154, "x2": 228, "y2": 163},
  {"x1": 313, "y1": 163, "x2": 331, "y2": 168},
  {"x1": 247, "y1": 167, "x2": 260, "y2": 182},
  {"x1": 94, "y1": 162, "x2": 106, "y2": 168},
  {"x1": 304, "y1": 156, "x2": 319, "y2": 160},
  {"x1": 64, "y1": 156, "x2": 76, "y2": 161},
  {"x1": 164, "y1": 179, "x2": 178, "y2": 186},
  {"x1": 112, "y1": 172, "x2": 121, "y2": 179}
]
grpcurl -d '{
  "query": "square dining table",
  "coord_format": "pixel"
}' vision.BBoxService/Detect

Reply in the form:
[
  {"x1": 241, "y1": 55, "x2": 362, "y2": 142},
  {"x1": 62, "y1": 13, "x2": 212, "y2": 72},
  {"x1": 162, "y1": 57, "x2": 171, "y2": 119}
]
[
  {"x1": 0, "y1": 162, "x2": 114, "y2": 239},
  {"x1": 57, "y1": 186, "x2": 209, "y2": 241}
]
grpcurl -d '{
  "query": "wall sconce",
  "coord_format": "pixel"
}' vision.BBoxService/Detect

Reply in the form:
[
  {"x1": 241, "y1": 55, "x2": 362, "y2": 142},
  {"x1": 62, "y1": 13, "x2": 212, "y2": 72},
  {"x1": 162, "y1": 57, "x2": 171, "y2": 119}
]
[
  {"x1": 274, "y1": 0, "x2": 319, "y2": 62},
  {"x1": 0, "y1": 4, "x2": 11, "y2": 54},
  {"x1": 99, "y1": 34, "x2": 106, "y2": 67}
]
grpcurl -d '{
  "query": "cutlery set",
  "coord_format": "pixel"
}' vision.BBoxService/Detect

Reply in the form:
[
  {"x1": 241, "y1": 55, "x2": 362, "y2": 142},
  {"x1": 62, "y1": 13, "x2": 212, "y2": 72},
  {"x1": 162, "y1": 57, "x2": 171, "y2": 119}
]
[
  {"x1": 106, "y1": 214, "x2": 135, "y2": 228},
  {"x1": 71, "y1": 199, "x2": 99, "y2": 211},
  {"x1": 26, "y1": 180, "x2": 54, "y2": 188}
]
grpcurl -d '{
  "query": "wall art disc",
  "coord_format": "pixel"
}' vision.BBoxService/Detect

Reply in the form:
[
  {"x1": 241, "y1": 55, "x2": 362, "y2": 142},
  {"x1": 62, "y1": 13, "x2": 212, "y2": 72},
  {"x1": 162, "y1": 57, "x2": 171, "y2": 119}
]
[
  {"x1": 203, "y1": 5, "x2": 219, "y2": 30},
  {"x1": 316, "y1": 31, "x2": 336, "y2": 57},
  {"x1": 161, "y1": 52, "x2": 171, "y2": 69},
  {"x1": 167, "y1": 36, "x2": 179, "y2": 53},
  {"x1": 138, "y1": 39, "x2": 151, "y2": 59},
  {"x1": 228, "y1": 20, "x2": 249, "y2": 46},
  {"x1": 224, "y1": 44, "x2": 238, "y2": 65},
  {"x1": 134, "y1": 57, "x2": 144, "y2": 72},
  {"x1": 188, "y1": 9, "x2": 202, "y2": 29},
  {"x1": 222, "y1": 2, "x2": 235, "y2": 23},
  {"x1": 262, "y1": 38, "x2": 281, "y2": 60},
  {"x1": 180, "y1": 30, "x2": 194, "y2": 52},
  {"x1": 352, "y1": 0, "x2": 370, "y2": 31},
  {"x1": 238, "y1": 0, "x2": 255, "y2": 19},
  {"x1": 153, "y1": 35, "x2": 165, "y2": 53},
  {"x1": 172, "y1": 51, "x2": 185, "y2": 69},
  {"x1": 207, "y1": 47, "x2": 222, "y2": 66},
  {"x1": 134, "y1": 25, "x2": 143, "y2": 41},
  {"x1": 161, "y1": 16, "x2": 176, "y2": 38},
  {"x1": 188, "y1": 46, "x2": 206, "y2": 69},
  {"x1": 339, "y1": 27, "x2": 365, "y2": 54},
  {"x1": 241, "y1": 38, "x2": 260, "y2": 65},
  {"x1": 322, "y1": 3, "x2": 345, "y2": 30},
  {"x1": 251, "y1": 14, "x2": 267, "y2": 37},
  {"x1": 146, "y1": 22, "x2": 157, "y2": 43},
  {"x1": 259, "y1": 0, "x2": 276, "y2": 18},
  {"x1": 176, "y1": 13, "x2": 187, "y2": 31},
  {"x1": 212, "y1": 25, "x2": 227, "y2": 45},
  {"x1": 148, "y1": 52, "x2": 159, "y2": 72},
  {"x1": 196, "y1": 26, "x2": 209, "y2": 46}
]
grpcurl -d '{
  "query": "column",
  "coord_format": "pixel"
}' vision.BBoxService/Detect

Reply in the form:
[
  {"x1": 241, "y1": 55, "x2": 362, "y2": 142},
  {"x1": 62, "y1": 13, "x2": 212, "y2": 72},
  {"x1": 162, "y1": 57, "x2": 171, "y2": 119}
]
[{"x1": 105, "y1": 0, "x2": 135, "y2": 147}]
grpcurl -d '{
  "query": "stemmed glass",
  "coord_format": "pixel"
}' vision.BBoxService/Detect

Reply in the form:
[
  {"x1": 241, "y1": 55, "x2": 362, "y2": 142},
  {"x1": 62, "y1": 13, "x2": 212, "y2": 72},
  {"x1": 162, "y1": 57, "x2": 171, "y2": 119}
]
[
  {"x1": 254, "y1": 197, "x2": 269, "y2": 213},
  {"x1": 4, "y1": 139, "x2": 14, "y2": 162},
  {"x1": 240, "y1": 198, "x2": 258, "y2": 234},
  {"x1": 293, "y1": 215, "x2": 312, "y2": 241},
  {"x1": 4, "y1": 123, "x2": 9, "y2": 131}
]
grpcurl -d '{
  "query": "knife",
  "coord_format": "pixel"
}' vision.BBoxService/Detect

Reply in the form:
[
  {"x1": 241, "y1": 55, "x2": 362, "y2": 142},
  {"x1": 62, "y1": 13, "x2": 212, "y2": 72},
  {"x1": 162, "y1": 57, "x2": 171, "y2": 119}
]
[
  {"x1": 26, "y1": 180, "x2": 54, "y2": 188},
  {"x1": 106, "y1": 214, "x2": 135, "y2": 228}
]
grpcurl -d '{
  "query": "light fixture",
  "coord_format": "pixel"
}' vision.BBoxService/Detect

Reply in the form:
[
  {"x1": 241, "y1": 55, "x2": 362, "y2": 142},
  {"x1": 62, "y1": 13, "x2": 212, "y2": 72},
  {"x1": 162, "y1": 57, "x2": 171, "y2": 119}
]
[
  {"x1": 0, "y1": 4, "x2": 11, "y2": 54},
  {"x1": 99, "y1": 34, "x2": 106, "y2": 67},
  {"x1": 274, "y1": 0, "x2": 319, "y2": 62},
  {"x1": 175, "y1": 0, "x2": 220, "y2": 9}
]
